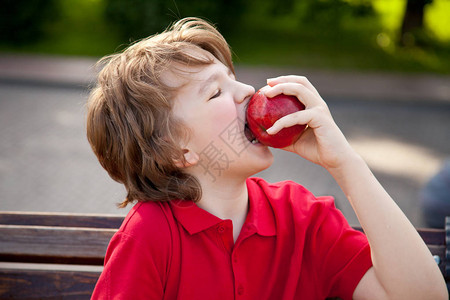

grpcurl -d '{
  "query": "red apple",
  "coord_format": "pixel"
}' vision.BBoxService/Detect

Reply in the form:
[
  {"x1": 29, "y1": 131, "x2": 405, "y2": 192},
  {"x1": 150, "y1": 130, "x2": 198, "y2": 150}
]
[{"x1": 245, "y1": 90, "x2": 306, "y2": 148}]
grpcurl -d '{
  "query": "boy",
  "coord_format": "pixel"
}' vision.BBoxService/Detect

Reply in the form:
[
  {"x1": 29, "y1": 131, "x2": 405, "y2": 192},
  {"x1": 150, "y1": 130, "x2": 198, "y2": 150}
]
[{"x1": 87, "y1": 17, "x2": 446, "y2": 299}]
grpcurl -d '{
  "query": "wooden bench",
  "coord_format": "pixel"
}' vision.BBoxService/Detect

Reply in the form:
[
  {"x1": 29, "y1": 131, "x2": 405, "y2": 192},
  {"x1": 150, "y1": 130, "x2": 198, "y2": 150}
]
[
  {"x1": 0, "y1": 211, "x2": 123, "y2": 299},
  {"x1": 0, "y1": 211, "x2": 449, "y2": 299}
]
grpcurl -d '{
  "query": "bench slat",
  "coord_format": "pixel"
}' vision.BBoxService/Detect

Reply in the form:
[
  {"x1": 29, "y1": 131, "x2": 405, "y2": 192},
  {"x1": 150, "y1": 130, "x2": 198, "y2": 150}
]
[
  {"x1": 0, "y1": 268, "x2": 100, "y2": 299},
  {"x1": 417, "y1": 228, "x2": 445, "y2": 246},
  {"x1": 0, "y1": 211, "x2": 448, "y2": 299},
  {"x1": 0, "y1": 225, "x2": 116, "y2": 265},
  {"x1": 0, "y1": 211, "x2": 124, "y2": 228}
]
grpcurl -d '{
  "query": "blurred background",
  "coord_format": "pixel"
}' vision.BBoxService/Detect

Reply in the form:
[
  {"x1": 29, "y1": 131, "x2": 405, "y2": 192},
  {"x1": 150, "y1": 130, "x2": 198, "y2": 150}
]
[{"x1": 0, "y1": 0, "x2": 449, "y2": 228}]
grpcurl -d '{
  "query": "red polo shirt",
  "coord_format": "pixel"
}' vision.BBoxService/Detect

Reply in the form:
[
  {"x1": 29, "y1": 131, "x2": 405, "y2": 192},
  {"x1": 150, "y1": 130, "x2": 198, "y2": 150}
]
[{"x1": 92, "y1": 177, "x2": 372, "y2": 300}]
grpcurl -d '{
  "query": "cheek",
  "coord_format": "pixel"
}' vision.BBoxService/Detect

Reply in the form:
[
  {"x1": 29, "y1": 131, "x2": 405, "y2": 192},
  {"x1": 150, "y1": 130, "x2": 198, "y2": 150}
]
[
  {"x1": 207, "y1": 102, "x2": 240, "y2": 141},
  {"x1": 211, "y1": 100, "x2": 238, "y2": 125},
  {"x1": 190, "y1": 102, "x2": 238, "y2": 148}
]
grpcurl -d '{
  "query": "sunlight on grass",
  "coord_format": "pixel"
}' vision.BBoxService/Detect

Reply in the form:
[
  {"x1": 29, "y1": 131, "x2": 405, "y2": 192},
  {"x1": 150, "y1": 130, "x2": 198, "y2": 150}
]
[
  {"x1": 425, "y1": 1, "x2": 450, "y2": 41},
  {"x1": 373, "y1": 0, "x2": 450, "y2": 42},
  {"x1": 372, "y1": 0, "x2": 405, "y2": 36},
  {"x1": 1, "y1": 0, "x2": 448, "y2": 73},
  {"x1": 370, "y1": 0, "x2": 450, "y2": 73}
]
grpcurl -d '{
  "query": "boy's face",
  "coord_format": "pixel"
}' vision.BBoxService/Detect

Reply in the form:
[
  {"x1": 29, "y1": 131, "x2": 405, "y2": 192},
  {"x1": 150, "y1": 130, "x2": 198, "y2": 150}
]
[{"x1": 166, "y1": 48, "x2": 273, "y2": 182}]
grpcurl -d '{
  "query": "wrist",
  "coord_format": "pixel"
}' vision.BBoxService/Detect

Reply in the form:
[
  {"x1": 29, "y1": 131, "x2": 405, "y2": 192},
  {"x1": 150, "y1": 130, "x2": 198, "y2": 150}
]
[{"x1": 327, "y1": 150, "x2": 367, "y2": 180}]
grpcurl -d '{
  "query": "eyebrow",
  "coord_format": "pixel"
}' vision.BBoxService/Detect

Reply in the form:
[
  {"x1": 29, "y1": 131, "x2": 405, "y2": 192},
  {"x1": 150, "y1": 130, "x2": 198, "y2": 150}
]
[
  {"x1": 199, "y1": 73, "x2": 220, "y2": 96},
  {"x1": 198, "y1": 68, "x2": 233, "y2": 96}
]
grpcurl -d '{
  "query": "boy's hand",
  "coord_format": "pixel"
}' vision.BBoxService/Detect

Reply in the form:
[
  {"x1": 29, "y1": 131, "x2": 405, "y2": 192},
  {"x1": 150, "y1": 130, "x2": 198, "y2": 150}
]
[
  {"x1": 261, "y1": 75, "x2": 357, "y2": 171},
  {"x1": 263, "y1": 75, "x2": 449, "y2": 300}
]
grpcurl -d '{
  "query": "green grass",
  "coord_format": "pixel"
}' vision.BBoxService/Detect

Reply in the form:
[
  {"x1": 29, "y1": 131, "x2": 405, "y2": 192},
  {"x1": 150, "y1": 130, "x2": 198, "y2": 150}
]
[
  {"x1": 1, "y1": 0, "x2": 449, "y2": 74},
  {"x1": 0, "y1": 0, "x2": 121, "y2": 56},
  {"x1": 426, "y1": 0, "x2": 450, "y2": 41},
  {"x1": 229, "y1": 27, "x2": 450, "y2": 74},
  {"x1": 229, "y1": 0, "x2": 450, "y2": 74},
  {"x1": 372, "y1": 0, "x2": 450, "y2": 41}
]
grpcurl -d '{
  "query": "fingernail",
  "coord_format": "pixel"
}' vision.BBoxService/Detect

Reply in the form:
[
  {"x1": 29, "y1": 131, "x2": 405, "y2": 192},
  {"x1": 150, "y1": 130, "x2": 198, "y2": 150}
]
[{"x1": 266, "y1": 127, "x2": 275, "y2": 135}]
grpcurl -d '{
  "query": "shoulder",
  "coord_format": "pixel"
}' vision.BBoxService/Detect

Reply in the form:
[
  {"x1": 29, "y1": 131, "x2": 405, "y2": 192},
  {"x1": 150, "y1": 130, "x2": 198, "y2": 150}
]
[
  {"x1": 104, "y1": 201, "x2": 174, "y2": 263},
  {"x1": 247, "y1": 177, "x2": 344, "y2": 237},
  {"x1": 103, "y1": 201, "x2": 175, "y2": 274},
  {"x1": 118, "y1": 201, "x2": 174, "y2": 245},
  {"x1": 95, "y1": 202, "x2": 174, "y2": 298}
]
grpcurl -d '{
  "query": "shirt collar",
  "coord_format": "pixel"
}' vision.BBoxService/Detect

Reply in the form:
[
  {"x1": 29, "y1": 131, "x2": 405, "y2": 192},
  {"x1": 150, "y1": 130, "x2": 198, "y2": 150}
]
[
  {"x1": 246, "y1": 177, "x2": 277, "y2": 237},
  {"x1": 169, "y1": 199, "x2": 222, "y2": 235},
  {"x1": 169, "y1": 177, "x2": 277, "y2": 237}
]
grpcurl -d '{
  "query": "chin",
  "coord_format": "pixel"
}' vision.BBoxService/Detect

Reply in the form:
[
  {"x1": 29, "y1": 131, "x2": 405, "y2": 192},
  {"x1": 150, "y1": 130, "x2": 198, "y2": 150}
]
[{"x1": 246, "y1": 149, "x2": 274, "y2": 177}]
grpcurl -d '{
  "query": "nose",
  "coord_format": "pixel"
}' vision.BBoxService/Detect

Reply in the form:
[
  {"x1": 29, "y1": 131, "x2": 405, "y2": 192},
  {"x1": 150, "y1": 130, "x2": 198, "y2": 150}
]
[{"x1": 234, "y1": 81, "x2": 255, "y2": 104}]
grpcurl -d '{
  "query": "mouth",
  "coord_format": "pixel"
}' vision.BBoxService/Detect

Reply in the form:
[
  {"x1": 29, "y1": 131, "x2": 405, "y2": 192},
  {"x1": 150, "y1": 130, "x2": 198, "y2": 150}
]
[{"x1": 244, "y1": 122, "x2": 259, "y2": 145}]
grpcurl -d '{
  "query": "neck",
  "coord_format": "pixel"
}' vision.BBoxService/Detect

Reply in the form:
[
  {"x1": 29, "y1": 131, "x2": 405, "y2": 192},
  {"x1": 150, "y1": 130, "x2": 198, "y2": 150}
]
[
  {"x1": 197, "y1": 176, "x2": 248, "y2": 220},
  {"x1": 196, "y1": 175, "x2": 249, "y2": 242}
]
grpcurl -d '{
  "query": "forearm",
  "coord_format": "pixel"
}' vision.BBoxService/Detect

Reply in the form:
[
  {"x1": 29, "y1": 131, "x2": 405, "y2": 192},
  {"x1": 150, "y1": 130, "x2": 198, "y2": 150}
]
[
  {"x1": 261, "y1": 75, "x2": 447, "y2": 298},
  {"x1": 328, "y1": 152, "x2": 447, "y2": 299}
]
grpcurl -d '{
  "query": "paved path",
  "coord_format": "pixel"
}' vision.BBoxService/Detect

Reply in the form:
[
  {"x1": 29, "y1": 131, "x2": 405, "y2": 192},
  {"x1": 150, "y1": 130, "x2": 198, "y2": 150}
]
[
  {"x1": 1, "y1": 54, "x2": 449, "y2": 227},
  {"x1": 1, "y1": 54, "x2": 449, "y2": 103}
]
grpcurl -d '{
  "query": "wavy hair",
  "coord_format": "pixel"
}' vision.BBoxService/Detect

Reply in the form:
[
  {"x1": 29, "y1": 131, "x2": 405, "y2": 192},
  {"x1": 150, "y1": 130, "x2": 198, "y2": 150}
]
[{"x1": 86, "y1": 17, "x2": 234, "y2": 207}]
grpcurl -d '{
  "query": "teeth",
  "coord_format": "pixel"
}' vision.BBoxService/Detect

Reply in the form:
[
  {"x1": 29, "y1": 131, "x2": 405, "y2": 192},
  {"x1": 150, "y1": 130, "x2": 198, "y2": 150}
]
[{"x1": 251, "y1": 138, "x2": 259, "y2": 144}]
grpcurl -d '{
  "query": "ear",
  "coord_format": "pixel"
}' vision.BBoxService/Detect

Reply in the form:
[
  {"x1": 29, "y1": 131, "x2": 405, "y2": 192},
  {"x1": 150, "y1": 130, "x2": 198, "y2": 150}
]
[{"x1": 174, "y1": 149, "x2": 199, "y2": 168}]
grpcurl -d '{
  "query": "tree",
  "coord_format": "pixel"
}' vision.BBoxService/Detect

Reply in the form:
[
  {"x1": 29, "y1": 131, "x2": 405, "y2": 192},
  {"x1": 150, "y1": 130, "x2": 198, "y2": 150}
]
[{"x1": 399, "y1": 0, "x2": 433, "y2": 47}]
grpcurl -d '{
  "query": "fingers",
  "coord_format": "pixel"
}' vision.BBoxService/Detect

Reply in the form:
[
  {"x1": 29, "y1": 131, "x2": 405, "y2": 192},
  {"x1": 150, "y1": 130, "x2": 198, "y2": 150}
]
[
  {"x1": 266, "y1": 110, "x2": 313, "y2": 135},
  {"x1": 262, "y1": 75, "x2": 331, "y2": 136},
  {"x1": 261, "y1": 81, "x2": 323, "y2": 108},
  {"x1": 267, "y1": 75, "x2": 320, "y2": 98}
]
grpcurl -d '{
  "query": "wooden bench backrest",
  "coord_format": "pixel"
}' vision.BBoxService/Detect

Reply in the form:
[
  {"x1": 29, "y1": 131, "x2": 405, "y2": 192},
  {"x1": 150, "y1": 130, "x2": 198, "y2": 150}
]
[
  {"x1": 0, "y1": 212, "x2": 123, "y2": 299},
  {"x1": 0, "y1": 211, "x2": 448, "y2": 299},
  {"x1": 0, "y1": 211, "x2": 124, "y2": 228},
  {"x1": 0, "y1": 212, "x2": 122, "y2": 265}
]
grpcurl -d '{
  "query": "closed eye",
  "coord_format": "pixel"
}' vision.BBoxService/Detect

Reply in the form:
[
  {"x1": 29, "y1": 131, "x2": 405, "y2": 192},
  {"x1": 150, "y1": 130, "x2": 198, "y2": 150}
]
[{"x1": 209, "y1": 89, "x2": 221, "y2": 100}]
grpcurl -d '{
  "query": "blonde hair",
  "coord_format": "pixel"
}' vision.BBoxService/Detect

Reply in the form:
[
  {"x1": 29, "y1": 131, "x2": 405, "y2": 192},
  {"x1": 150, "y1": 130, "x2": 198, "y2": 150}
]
[{"x1": 86, "y1": 17, "x2": 234, "y2": 207}]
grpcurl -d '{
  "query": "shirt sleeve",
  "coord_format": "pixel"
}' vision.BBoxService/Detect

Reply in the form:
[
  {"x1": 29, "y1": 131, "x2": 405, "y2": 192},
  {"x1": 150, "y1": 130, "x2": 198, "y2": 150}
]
[
  {"x1": 311, "y1": 197, "x2": 373, "y2": 300},
  {"x1": 91, "y1": 232, "x2": 165, "y2": 300}
]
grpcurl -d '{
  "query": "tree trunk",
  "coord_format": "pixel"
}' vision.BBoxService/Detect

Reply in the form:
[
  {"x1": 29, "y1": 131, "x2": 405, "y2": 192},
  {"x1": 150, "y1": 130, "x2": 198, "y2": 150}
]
[{"x1": 399, "y1": 0, "x2": 432, "y2": 46}]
